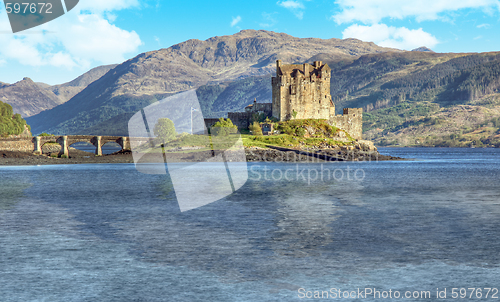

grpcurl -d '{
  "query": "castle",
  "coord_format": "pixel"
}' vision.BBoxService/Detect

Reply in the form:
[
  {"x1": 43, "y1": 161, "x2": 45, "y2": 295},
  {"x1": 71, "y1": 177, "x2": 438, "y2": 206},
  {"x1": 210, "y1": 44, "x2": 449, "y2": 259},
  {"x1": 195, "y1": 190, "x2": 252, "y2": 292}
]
[
  {"x1": 272, "y1": 60, "x2": 333, "y2": 120},
  {"x1": 206, "y1": 60, "x2": 363, "y2": 140},
  {"x1": 272, "y1": 60, "x2": 362, "y2": 140}
]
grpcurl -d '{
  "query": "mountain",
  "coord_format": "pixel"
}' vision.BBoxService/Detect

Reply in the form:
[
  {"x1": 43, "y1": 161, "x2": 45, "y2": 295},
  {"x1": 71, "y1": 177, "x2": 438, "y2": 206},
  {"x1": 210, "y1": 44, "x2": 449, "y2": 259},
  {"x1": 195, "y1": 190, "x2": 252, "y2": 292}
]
[
  {"x1": 26, "y1": 29, "x2": 397, "y2": 135},
  {"x1": 1, "y1": 65, "x2": 116, "y2": 118},
  {"x1": 412, "y1": 46, "x2": 434, "y2": 52},
  {"x1": 199, "y1": 50, "x2": 500, "y2": 148},
  {"x1": 0, "y1": 77, "x2": 64, "y2": 117},
  {"x1": 47, "y1": 64, "x2": 118, "y2": 102},
  {"x1": 24, "y1": 30, "x2": 500, "y2": 147}
]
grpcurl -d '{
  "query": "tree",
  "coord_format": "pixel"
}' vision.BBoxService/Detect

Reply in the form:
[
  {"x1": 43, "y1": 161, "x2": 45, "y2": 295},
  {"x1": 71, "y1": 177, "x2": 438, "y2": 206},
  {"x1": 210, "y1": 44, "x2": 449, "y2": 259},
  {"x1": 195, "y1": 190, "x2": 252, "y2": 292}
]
[
  {"x1": 0, "y1": 101, "x2": 30, "y2": 137},
  {"x1": 292, "y1": 109, "x2": 298, "y2": 119},
  {"x1": 211, "y1": 118, "x2": 238, "y2": 136},
  {"x1": 154, "y1": 118, "x2": 176, "y2": 143},
  {"x1": 249, "y1": 121, "x2": 263, "y2": 136}
]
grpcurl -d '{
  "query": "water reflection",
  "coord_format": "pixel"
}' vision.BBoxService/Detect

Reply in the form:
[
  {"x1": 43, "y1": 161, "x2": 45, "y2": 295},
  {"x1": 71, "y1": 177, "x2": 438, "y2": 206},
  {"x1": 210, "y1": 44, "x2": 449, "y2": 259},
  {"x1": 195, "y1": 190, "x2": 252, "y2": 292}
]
[
  {"x1": 2, "y1": 158, "x2": 500, "y2": 289},
  {"x1": 0, "y1": 177, "x2": 31, "y2": 211}
]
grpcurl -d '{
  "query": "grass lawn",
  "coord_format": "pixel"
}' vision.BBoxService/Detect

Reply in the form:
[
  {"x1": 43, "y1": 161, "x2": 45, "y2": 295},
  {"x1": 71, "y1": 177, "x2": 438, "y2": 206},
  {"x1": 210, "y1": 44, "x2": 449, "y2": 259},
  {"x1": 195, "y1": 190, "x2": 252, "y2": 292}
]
[{"x1": 241, "y1": 134, "x2": 352, "y2": 149}]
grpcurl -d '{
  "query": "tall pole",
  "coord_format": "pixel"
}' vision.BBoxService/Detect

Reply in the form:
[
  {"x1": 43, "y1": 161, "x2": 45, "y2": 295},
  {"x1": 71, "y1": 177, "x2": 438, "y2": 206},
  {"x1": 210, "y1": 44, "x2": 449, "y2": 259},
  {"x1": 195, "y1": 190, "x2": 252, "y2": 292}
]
[{"x1": 190, "y1": 107, "x2": 198, "y2": 135}]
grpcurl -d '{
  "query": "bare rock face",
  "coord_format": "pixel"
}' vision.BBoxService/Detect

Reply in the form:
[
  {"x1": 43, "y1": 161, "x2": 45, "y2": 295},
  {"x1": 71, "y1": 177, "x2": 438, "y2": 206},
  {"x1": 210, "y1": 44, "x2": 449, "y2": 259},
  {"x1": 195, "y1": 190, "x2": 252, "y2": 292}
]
[
  {"x1": 357, "y1": 140, "x2": 377, "y2": 151},
  {"x1": 19, "y1": 124, "x2": 32, "y2": 138}
]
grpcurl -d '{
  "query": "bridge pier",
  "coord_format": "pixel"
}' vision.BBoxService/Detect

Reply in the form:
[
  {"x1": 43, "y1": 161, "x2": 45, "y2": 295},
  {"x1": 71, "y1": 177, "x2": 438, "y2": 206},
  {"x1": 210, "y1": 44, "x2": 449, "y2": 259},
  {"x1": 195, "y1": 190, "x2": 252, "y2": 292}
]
[
  {"x1": 94, "y1": 136, "x2": 102, "y2": 156},
  {"x1": 118, "y1": 137, "x2": 130, "y2": 151},
  {"x1": 57, "y1": 136, "x2": 69, "y2": 157},
  {"x1": 33, "y1": 136, "x2": 42, "y2": 154}
]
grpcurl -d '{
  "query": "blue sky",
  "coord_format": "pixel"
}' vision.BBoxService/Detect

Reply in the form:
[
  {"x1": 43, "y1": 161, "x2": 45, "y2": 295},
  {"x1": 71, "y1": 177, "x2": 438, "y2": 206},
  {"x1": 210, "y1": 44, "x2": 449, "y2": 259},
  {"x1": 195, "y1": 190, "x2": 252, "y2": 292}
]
[{"x1": 1, "y1": 0, "x2": 500, "y2": 85}]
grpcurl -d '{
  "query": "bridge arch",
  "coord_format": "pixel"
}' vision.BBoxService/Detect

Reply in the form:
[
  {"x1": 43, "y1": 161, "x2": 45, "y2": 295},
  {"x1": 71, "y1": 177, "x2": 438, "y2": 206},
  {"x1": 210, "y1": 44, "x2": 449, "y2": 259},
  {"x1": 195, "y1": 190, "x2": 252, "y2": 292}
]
[
  {"x1": 33, "y1": 135, "x2": 131, "y2": 157},
  {"x1": 33, "y1": 136, "x2": 58, "y2": 154}
]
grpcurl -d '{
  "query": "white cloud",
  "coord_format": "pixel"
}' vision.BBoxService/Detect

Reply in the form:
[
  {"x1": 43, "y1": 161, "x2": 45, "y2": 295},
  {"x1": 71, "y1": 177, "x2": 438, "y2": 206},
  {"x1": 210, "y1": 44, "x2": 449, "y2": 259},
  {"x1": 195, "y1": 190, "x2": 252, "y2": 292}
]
[
  {"x1": 260, "y1": 12, "x2": 278, "y2": 28},
  {"x1": 477, "y1": 23, "x2": 491, "y2": 28},
  {"x1": 277, "y1": 0, "x2": 305, "y2": 19},
  {"x1": 333, "y1": 0, "x2": 500, "y2": 24},
  {"x1": 0, "y1": 0, "x2": 142, "y2": 70},
  {"x1": 342, "y1": 23, "x2": 439, "y2": 50},
  {"x1": 231, "y1": 16, "x2": 242, "y2": 27},
  {"x1": 278, "y1": 0, "x2": 305, "y2": 9}
]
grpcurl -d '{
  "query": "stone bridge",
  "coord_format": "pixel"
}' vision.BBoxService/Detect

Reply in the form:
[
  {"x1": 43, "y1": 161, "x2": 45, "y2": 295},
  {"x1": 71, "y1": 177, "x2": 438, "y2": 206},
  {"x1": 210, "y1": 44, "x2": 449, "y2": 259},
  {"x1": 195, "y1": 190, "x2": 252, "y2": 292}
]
[{"x1": 33, "y1": 135, "x2": 134, "y2": 157}]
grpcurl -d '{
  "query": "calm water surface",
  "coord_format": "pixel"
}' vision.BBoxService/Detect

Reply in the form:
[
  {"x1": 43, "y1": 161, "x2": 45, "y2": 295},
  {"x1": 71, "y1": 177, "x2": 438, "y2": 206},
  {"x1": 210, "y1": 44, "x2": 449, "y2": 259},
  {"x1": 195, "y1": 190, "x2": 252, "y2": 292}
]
[{"x1": 1, "y1": 148, "x2": 500, "y2": 301}]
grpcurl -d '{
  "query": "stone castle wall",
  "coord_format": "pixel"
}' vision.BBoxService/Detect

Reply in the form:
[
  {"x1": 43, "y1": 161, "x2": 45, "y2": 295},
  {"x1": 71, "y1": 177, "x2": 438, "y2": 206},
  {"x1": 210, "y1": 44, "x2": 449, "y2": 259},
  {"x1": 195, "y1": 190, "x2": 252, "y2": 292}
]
[
  {"x1": 228, "y1": 112, "x2": 252, "y2": 129},
  {"x1": 204, "y1": 118, "x2": 220, "y2": 130},
  {"x1": 252, "y1": 103, "x2": 272, "y2": 115},
  {"x1": 0, "y1": 137, "x2": 33, "y2": 152},
  {"x1": 330, "y1": 108, "x2": 363, "y2": 140}
]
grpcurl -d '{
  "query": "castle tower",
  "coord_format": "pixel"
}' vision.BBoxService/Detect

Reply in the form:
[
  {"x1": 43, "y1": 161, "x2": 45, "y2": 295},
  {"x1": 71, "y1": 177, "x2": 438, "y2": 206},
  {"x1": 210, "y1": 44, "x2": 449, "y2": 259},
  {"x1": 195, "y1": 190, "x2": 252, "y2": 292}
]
[{"x1": 272, "y1": 60, "x2": 334, "y2": 121}]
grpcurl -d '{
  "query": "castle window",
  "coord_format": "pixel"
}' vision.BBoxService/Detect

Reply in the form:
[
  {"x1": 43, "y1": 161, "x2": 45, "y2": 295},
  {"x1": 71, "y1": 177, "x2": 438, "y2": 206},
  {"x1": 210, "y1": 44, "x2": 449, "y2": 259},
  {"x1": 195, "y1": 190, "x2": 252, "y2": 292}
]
[{"x1": 290, "y1": 85, "x2": 296, "y2": 95}]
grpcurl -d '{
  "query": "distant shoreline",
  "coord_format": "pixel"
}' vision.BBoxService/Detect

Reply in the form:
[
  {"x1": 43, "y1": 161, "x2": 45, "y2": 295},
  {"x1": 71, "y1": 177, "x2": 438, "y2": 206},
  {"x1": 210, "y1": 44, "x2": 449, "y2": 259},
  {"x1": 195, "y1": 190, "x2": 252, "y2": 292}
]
[{"x1": 0, "y1": 147, "x2": 404, "y2": 167}]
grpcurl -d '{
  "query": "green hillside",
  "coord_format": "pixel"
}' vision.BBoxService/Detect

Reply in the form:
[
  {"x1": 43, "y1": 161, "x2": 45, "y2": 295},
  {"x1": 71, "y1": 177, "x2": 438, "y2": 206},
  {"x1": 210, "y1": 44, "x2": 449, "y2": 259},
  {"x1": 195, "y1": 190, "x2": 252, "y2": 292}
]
[
  {"x1": 328, "y1": 52, "x2": 500, "y2": 146},
  {"x1": 0, "y1": 101, "x2": 30, "y2": 136}
]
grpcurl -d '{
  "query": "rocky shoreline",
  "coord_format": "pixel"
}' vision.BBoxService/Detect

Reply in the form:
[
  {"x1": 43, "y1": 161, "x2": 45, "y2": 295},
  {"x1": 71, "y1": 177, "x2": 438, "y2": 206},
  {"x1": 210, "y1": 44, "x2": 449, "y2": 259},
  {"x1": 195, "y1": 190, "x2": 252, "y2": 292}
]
[
  {"x1": 245, "y1": 146, "x2": 402, "y2": 162},
  {"x1": 0, "y1": 145, "x2": 404, "y2": 166}
]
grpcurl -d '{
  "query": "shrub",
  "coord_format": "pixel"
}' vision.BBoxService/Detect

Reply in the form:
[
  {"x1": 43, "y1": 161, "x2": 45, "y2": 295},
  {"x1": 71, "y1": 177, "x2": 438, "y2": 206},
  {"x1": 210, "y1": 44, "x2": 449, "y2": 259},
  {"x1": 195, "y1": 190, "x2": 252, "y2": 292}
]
[
  {"x1": 249, "y1": 121, "x2": 263, "y2": 136},
  {"x1": 275, "y1": 119, "x2": 337, "y2": 137},
  {"x1": 211, "y1": 118, "x2": 238, "y2": 136},
  {"x1": 153, "y1": 118, "x2": 176, "y2": 143}
]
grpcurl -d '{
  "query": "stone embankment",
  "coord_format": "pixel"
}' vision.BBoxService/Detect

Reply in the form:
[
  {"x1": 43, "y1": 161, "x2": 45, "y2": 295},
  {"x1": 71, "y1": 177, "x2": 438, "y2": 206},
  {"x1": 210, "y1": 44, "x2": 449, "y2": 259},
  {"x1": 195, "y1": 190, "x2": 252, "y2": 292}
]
[
  {"x1": 0, "y1": 137, "x2": 33, "y2": 152},
  {"x1": 1, "y1": 142, "x2": 402, "y2": 166}
]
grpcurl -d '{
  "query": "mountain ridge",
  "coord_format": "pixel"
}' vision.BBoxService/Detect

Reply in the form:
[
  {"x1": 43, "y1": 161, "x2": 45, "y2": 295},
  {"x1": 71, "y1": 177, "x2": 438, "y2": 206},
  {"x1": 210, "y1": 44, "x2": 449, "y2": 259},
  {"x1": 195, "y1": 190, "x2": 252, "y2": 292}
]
[
  {"x1": 19, "y1": 30, "x2": 500, "y2": 148},
  {"x1": 26, "y1": 29, "x2": 398, "y2": 134},
  {"x1": 1, "y1": 64, "x2": 117, "y2": 117}
]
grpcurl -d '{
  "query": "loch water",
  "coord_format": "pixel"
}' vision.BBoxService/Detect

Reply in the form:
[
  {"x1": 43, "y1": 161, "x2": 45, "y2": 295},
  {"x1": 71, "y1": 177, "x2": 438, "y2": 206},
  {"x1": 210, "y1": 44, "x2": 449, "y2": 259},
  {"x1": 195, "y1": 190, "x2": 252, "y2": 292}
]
[{"x1": 1, "y1": 148, "x2": 500, "y2": 301}]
